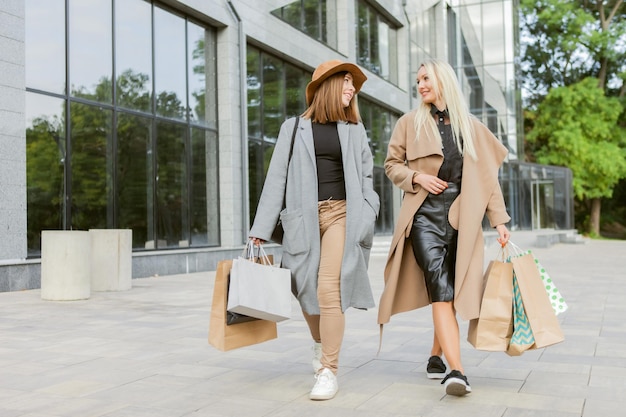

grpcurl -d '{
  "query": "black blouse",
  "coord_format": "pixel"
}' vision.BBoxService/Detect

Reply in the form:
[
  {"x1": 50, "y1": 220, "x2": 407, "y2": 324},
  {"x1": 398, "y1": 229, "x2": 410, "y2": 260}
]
[
  {"x1": 312, "y1": 122, "x2": 346, "y2": 201},
  {"x1": 430, "y1": 105, "x2": 463, "y2": 184}
]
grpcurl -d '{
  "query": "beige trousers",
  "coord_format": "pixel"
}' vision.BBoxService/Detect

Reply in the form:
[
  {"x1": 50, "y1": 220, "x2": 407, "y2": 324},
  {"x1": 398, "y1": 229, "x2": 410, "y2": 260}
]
[{"x1": 302, "y1": 199, "x2": 346, "y2": 374}]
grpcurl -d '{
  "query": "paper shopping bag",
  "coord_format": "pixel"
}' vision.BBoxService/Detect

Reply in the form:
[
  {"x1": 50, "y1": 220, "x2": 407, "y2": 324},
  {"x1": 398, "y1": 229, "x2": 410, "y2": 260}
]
[
  {"x1": 467, "y1": 258, "x2": 514, "y2": 351},
  {"x1": 208, "y1": 259, "x2": 277, "y2": 351},
  {"x1": 525, "y1": 250, "x2": 568, "y2": 315},
  {"x1": 507, "y1": 249, "x2": 564, "y2": 355},
  {"x1": 507, "y1": 273, "x2": 535, "y2": 355},
  {"x1": 227, "y1": 249, "x2": 292, "y2": 322}
]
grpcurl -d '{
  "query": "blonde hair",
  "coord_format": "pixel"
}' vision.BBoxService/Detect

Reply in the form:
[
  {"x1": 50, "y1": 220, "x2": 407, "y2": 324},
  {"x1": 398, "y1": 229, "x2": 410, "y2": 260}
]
[
  {"x1": 302, "y1": 72, "x2": 361, "y2": 124},
  {"x1": 414, "y1": 59, "x2": 477, "y2": 160}
]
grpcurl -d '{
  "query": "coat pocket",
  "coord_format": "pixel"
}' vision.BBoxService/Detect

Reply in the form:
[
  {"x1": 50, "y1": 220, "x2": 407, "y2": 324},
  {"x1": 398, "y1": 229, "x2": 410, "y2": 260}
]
[
  {"x1": 281, "y1": 209, "x2": 308, "y2": 255},
  {"x1": 358, "y1": 201, "x2": 376, "y2": 249}
]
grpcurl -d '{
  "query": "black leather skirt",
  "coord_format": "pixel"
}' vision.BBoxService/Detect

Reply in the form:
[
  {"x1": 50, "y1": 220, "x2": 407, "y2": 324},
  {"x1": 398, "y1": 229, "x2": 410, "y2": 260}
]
[{"x1": 410, "y1": 183, "x2": 460, "y2": 302}]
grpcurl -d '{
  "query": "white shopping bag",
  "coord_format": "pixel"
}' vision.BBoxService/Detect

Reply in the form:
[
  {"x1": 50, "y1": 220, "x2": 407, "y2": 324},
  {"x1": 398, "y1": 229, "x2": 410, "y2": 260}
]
[{"x1": 227, "y1": 242, "x2": 292, "y2": 322}]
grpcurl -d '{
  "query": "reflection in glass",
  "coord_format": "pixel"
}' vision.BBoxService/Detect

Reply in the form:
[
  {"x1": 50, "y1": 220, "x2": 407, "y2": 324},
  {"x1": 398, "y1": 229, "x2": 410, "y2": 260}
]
[
  {"x1": 156, "y1": 121, "x2": 188, "y2": 248},
  {"x1": 188, "y1": 22, "x2": 217, "y2": 128},
  {"x1": 115, "y1": 0, "x2": 152, "y2": 112},
  {"x1": 247, "y1": 50, "x2": 262, "y2": 139},
  {"x1": 262, "y1": 55, "x2": 284, "y2": 149},
  {"x1": 285, "y1": 65, "x2": 307, "y2": 118},
  {"x1": 482, "y1": 2, "x2": 505, "y2": 65},
  {"x1": 360, "y1": 98, "x2": 398, "y2": 234},
  {"x1": 117, "y1": 113, "x2": 153, "y2": 249},
  {"x1": 69, "y1": 0, "x2": 112, "y2": 102},
  {"x1": 69, "y1": 101, "x2": 111, "y2": 230},
  {"x1": 25, "y1": 0, "x2": 66, "y2": 94},
  {"x1": 191, "y1": 128, "x2": 219, "y2": 246},
  {"x1": 271, "y1": 0, "x2": 330, "y2": 46},
  {"x1": 154, "y1": 7, "x2": 186, "y2": 120},
  {"x1": 356, "y1": 0, "x2": 395, "y2": 82},
  {"x1": 26, "y1": 2, "x2": 220, "y2": 252},
  {"x1": 26, "y1": 93, "x2": 66, "y2": 255}
]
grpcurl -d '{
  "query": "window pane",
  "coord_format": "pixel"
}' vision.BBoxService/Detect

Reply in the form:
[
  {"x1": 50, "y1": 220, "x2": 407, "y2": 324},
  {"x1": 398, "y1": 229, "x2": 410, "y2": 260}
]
[
  {"x1": 377, "y1": 20, "x2": 390, "y2": 79},
  {"x1": 69, "y1": 0, "x2": 112, "y2": 102},
  {"x1": 115, "y1": 0, "x2": 152, "y2": 112},
  {"x1": 155, "y1": 121, "x2": 188, "y2": 248},
  {"x1": 303, "y1": 0, "x2": 321, "y2": 39},
  {"x1": 154, "y1": 7, "x2": 187, "y2": 120},
  {"x1": 357, "y1": 1, "x2": 369, "y2": 68},
  {"x1": 69, "y1": 102, "x2": 111, "y2": 230},
  {"x1": 188, "y1": 22, "x2": 217, "y2": 128},
  {"x1": 482, "y1": 2, "x2": 505, "y2": 65},
  {"x1": 190, "y1": 128, "x2": 219, "y2": 246},
  {"x1": 25, "y1": 0, "x2": 66, "y2": 94},
  {"x1": 26, "y1": 93, "x2": 66, "y2": 255},
  {"x1": 247, "y1": 49, "x2": 262, "y2": 139},
  {"x1": 248, "y1": 135, "x2": 264, "y2": 223},
  {"x1": 369, "y1": 12, "x2": 380, "y2": 75},
  {"x1": 262, "y1": 55, "x2": 284, "y2": 148},
  {"x1": 117, "y1": 113, "x2": 153, "y2": 249},
  {"x1": 285, "y1": 64, "x2": 307, "y2": 118}
]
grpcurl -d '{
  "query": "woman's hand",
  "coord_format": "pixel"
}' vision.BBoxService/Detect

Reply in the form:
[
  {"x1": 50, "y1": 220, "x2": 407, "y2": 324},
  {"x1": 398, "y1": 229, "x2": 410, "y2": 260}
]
[
  {"x1": 250, "y1": 237, "x2": 265, "y2": 246},
  {"x1": 495, "y1": 224, "x2": 510, "y2": 247},
  {"x1": 413, "y1": 173, "x2": 448, "y2": 194}
]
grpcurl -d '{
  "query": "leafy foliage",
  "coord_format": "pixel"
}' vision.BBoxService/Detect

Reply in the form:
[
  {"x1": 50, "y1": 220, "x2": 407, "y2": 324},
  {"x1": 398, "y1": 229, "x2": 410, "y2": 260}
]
[
  {"x1": 526, "y1": 78, "x2": 626, "y2": 201},
  {"x1": 520, "y1": 0, "x2": 626, "y2": 106}
]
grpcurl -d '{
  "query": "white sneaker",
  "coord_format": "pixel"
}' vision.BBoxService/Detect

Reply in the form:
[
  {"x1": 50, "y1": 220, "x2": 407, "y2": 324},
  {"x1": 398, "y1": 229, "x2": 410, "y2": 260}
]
[
  {"x1": 312, "y1": 342, "x2": 322, "y2": 373},
  {"x1": 310, "y1": 368, "x2": 338, "y2": 400}
]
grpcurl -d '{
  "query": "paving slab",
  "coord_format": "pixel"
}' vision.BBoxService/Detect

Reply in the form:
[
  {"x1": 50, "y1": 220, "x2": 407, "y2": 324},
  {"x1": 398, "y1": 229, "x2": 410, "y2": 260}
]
[{"x1": 1, "y1": 231, "x2": 625, "y2": 416}]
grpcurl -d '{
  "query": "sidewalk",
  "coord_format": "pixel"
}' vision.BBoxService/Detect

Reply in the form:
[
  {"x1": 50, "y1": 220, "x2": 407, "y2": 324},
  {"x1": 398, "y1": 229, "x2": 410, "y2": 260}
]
[{"x1": 1, "y1": 232, "x2": 625, "y2": 417}]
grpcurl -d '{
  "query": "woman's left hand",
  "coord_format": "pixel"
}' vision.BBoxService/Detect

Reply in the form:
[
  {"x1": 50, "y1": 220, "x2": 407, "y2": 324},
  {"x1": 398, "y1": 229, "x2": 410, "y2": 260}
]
[{"x1": 496, "y1": 224, "x2": 510, "y2": 247}]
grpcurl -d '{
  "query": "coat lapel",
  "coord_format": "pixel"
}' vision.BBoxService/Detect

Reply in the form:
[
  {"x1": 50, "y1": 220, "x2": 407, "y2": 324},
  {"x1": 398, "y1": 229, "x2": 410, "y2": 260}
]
[{"x1": 299, "y1": 118, "x2": 316, "y2": 164}]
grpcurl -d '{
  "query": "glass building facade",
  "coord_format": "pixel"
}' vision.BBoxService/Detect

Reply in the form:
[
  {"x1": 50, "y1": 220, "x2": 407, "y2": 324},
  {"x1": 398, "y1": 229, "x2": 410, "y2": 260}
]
[
  {"x1": 25, "y1": 0, "x2": 220, "y2": 256},
  {"x1": 0, "y1": 0, "x2": 573, "y2": 291}
]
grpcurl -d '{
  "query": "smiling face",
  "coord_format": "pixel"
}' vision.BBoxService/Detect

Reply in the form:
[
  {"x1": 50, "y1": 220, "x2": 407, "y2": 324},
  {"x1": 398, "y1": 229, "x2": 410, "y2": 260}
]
[
  {"x1": 341, "y1": 72, "x2": 356, "y2": 107},
  {"x1": 416, "y1": 65, "x2": 445, "y2": 110}
]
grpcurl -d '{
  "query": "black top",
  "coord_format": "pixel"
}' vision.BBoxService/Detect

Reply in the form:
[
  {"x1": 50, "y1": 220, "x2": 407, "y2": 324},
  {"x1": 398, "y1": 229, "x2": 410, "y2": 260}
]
[
  {"x1": 430, "y1": 105, "x2": 463, "y2": 183},
  {"x1": 312, "y1": 122, "x2": 346, "y2": 201}
]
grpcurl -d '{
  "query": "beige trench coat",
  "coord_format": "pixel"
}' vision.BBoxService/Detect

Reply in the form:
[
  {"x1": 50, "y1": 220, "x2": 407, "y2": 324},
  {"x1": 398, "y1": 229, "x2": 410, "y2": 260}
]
[{"x1": 378, "y1": 109, "x2": 511, "y2": 325}]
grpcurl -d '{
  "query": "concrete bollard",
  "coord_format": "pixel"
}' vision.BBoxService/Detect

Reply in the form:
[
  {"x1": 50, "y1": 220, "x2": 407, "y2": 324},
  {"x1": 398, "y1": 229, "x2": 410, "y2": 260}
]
[
  {"x1": 90, "y1": 229, "x2": 132, "y2": 291},
  {"x1": 41, "y1": 230, "x2": 91, "y2": 301}
]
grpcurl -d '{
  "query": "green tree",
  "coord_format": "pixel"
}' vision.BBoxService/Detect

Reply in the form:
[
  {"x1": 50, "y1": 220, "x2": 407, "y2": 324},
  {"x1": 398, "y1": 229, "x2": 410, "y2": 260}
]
[
  {"x1": 521, "y1": 0, "x2": 625, "y2": 105},
  {"x1": 526, "y1": 78, "x2": 626, "y2": 236},
  {"x1": 520, "y1": 0, "x2": 626, "y2": 236}
]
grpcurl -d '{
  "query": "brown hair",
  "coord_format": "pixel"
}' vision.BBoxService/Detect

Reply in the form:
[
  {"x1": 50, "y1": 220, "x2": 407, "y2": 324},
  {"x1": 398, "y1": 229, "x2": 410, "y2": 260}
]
[{"x1": 301, "y1": 73, "x2": 361, "y2": 124}]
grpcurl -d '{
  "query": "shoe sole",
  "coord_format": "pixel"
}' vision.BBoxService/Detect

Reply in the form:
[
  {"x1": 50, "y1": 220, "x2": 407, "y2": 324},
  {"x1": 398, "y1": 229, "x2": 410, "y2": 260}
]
[
  {"x1": 427, "y1": 371, "x2": 446, "y2": 379},
  {"x1": 309, "y1": 391, "x2": 337, "y2": 401},
  {"x1": 444, "y1": 379, "x2": 471, "y2": 396}
]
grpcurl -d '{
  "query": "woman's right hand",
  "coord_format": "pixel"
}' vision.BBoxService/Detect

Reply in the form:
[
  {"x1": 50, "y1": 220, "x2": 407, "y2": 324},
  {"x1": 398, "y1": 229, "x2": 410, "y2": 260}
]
[{"x1": 413, "y1": 173, "x2": 448, "y2": 194}]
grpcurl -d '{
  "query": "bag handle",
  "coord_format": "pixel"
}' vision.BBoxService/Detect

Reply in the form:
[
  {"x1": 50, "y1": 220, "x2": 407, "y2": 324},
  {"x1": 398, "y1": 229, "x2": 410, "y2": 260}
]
[
  {"x1": 494, "y1": 243, "x2": 510, "y2": 262},
  {"x1": 242, "y1": 240, "x2": 272, "y2": 266},
  {"x1": 505, "y1": 241, "x2": 525, "y2": 257}
]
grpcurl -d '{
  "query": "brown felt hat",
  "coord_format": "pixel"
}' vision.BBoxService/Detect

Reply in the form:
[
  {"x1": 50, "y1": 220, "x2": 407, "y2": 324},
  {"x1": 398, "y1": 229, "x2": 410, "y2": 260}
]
[{"x1": 305, "y1": 59, "x2": 367, "y2": 106}]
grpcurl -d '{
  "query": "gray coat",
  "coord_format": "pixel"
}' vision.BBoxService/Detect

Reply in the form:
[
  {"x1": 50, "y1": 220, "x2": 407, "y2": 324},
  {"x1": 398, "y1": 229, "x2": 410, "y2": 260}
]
[{"x1": 249, "y1": 116, "x2": 380, "y2": 314}]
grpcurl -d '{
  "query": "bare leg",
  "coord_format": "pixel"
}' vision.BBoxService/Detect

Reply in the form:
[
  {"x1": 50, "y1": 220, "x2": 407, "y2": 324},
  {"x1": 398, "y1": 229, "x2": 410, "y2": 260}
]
[
  {"x1": 430, "y1": 331, "x2": 443, "y2": 357},
  {"x1": 431, "y1": 301, "x2": 463, "y2": 373}
]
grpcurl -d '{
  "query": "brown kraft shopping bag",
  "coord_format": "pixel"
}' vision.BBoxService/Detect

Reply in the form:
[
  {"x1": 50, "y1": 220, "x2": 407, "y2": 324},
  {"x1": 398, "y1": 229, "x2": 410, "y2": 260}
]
[
  {"x1": 509, "y1": 251, "x2": 564, "y2": 350},
  {"x1": 467, "y1": 259, "x2": 514, "y2": 351},
  {"x1": 208, "y1": 258, "x2": 277, "y2": 351}
]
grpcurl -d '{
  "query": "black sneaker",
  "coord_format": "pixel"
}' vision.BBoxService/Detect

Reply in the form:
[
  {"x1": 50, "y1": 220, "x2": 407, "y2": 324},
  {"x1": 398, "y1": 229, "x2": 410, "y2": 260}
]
[
  {"x1": 426, "y1": 355, "x2": 447, "y2": 379},
  {"x1": 441, "y1": 370, "x2": 472, "y2": 396}
]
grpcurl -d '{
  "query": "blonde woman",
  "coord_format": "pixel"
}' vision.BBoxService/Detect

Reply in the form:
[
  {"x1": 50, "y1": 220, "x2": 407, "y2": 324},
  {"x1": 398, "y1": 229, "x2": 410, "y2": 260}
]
[
  {"x1": 250, "y1": 60, "x2": 380, "y2": 400},
  {"x1": 378, "y1": 59, "x2": 511, "y2": 396}
]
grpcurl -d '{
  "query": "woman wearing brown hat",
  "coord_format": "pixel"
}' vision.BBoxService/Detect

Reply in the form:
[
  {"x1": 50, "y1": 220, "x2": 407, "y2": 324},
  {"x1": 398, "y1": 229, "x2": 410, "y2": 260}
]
[
  {"x1": 378, "y1": 59, "x2": 511, "y2": 396},
  {"x1": 249, "y1": 59, "x2": 380, "y2": 400}
]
